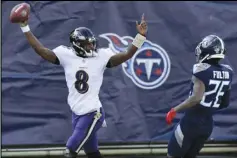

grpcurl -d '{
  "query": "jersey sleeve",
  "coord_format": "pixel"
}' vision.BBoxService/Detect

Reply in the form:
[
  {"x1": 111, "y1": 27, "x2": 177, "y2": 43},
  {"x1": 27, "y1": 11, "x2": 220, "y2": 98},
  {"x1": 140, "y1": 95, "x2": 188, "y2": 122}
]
[
  {"x1": 52, "y1": 45, "x2": 67, "y2": 67},
  {"x1": 219, "y1": 89, "x2": 230, "y2": 109},
  {"x1": 219, "y1": 65, "x2": 234, "y2": 109},
  {"x1": 98, "y1": 48, "x2": 115, "y2": 69},
  {"x1": 222, "y1": 64, "x2": 234, "y2": 85},
  {"x1": 192, "y1": 63, "x2": 211, "y2": 83}
]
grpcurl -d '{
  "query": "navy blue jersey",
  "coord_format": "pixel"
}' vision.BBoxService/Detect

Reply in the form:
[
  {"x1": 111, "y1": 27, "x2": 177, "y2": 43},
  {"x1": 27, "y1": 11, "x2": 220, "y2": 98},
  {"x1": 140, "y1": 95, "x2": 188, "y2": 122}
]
[{"x1": 182, "y1": 63, "x2": 233, "y2": 127}]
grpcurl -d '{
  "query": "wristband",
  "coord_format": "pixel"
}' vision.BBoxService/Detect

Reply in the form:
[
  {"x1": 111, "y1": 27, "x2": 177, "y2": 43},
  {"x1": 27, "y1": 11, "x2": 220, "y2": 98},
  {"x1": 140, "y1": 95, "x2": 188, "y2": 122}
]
[
  {"x1": 132, "y1": 33, "x2": 146, "y2": 48},
  {"x1": 20, "y1": 25, "x2": 30, "y2": 33}
]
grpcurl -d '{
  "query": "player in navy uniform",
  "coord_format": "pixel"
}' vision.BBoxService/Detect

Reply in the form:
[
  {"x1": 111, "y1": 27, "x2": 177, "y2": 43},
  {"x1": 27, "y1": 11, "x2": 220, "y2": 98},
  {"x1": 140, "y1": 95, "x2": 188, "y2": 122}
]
[
  {"x1": 166, "y1": 35, "x2": 233, "y2": 158},
  {"x1": 14, "y1": 6, "x2": 148, "y2": 158}
]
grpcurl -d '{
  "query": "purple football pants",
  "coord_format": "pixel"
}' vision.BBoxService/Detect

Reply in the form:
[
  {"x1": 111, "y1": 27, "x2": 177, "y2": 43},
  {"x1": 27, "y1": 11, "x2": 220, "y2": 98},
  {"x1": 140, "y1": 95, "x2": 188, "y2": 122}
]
[{"x1": 66, "y1": 108, "x2": 105, "y2": 154}]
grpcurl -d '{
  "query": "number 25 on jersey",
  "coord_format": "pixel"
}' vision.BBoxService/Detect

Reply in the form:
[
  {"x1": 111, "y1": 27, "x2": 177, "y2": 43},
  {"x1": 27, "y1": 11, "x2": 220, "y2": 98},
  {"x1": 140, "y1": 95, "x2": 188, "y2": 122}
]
[{"x1": 75, "y1": 70, "x2": 89, "y2": 94}]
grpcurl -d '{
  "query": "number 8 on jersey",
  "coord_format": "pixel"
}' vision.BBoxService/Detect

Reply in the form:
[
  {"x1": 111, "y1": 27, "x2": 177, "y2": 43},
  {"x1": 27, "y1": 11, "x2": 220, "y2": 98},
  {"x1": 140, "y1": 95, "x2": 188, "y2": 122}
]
[{"x1": 75, "y1": 70, "x2": 89, "y2": 94}]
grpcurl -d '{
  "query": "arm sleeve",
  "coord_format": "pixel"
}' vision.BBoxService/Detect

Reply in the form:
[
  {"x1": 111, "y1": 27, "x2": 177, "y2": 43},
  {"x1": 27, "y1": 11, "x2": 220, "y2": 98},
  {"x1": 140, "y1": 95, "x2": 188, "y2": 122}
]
[
  {"x1": 219, "y1": 89, "x2": 230, "y2": 109},
  {"x1": 219, "y1": 69, "x2": 233, "y2": 109},
  {"x1": 52, "y1": 45, "x2": 66, "y2": 67},
  {"x1": 192, "y1": 63, "x2": 210, "y2": 83},
  {"x1": 99, "y1": 48, "x2": 115, "y2": 69}
]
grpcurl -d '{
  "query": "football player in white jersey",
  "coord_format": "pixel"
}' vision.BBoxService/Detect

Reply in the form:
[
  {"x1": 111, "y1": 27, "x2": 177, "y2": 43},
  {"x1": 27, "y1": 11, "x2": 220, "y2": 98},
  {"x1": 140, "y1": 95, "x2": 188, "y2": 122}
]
[{"x1": 16, "y1": 12, "x2": 147, "y2": 158}]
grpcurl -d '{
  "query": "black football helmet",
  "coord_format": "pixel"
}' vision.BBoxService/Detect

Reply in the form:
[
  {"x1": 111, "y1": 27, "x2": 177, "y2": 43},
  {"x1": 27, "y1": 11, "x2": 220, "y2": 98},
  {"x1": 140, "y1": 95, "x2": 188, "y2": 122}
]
[
  {"x1": 69, "y1": 27, "x2": 97, "y2": 57},
  {"x1": 195, "y1": 35, "x2": 226, "y2": 63}
]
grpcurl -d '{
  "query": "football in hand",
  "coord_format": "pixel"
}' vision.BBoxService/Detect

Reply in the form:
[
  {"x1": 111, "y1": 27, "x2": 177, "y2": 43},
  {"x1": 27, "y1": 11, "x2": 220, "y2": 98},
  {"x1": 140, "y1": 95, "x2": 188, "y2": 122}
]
[{"x1": 10, "y1": 3, "x2": 30, "y2": 23}]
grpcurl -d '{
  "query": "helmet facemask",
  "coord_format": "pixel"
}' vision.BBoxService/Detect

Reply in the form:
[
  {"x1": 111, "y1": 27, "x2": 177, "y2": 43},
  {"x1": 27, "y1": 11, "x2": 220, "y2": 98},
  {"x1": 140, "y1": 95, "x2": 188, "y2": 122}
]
[
  {"x1": 70, "y1": 27, "x2": 98, "y2": 58},
  {"x1": 72, "y1": 37, "x2": 97, "y2": 57}
]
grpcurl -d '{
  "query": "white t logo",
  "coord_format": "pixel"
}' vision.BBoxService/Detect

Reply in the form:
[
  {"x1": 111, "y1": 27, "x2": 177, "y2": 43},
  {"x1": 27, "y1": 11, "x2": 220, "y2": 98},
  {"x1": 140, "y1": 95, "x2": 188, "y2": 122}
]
[{"x1": 136, "y1": 59, "x2": 161, "y2": 80}]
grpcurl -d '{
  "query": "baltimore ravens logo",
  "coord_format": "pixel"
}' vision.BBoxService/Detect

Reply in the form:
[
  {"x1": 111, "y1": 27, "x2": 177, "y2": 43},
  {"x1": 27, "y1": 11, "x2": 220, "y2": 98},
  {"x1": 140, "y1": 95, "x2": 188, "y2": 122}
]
[{"x1": 99, "y1": 33, "x2": 171, "y2": 90}]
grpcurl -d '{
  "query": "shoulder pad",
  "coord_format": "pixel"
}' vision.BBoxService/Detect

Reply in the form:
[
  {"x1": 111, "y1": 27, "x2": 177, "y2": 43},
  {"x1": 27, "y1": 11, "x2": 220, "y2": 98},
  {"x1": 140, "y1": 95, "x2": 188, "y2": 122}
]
[
  {"x1": 98, "y1": 47, "x2": 115, "y2": 56},
  {"x1": 193, "y1": 63, "x2": 211, "y2": 74},
  {"x1": 221, "y1": 64, "x2": 233, "y2": 72},
  {"x1": 53, "y1": 45, "x2": 73, "y2": 58},
  {"x1": 98, "y1": 47, "x2": 114, "y2": 53},
  {"x1": 54, "y1": 45, "x2": 68, "y2": 51}
]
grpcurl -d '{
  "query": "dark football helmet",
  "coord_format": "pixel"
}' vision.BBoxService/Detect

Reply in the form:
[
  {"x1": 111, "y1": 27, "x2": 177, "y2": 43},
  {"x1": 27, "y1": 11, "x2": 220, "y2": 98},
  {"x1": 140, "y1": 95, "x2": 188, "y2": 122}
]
[
  {"x1": 69, "y1": 27, "x2": 97, "y2": 57},
  {"x1": 195, "y1": 35, "x2": 226, "y2": 63}
]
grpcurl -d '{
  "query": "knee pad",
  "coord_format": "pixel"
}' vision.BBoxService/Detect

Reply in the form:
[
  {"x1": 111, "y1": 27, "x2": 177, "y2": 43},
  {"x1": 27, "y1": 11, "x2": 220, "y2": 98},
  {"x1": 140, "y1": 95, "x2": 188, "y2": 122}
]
[{"x1": 86, "y1": 150, "x2": 103, "y2": 158}]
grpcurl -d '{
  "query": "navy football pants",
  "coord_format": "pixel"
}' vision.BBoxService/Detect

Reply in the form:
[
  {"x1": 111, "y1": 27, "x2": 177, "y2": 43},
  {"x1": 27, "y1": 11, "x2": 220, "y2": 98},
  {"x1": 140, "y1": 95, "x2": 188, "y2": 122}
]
[{"x1": 168, "y1": 123, "x2": 212, "y2": 158}]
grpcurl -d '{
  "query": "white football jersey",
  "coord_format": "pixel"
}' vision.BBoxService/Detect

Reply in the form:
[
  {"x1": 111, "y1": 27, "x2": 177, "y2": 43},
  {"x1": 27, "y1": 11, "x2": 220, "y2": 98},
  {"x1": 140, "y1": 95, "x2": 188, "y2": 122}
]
[{"x1": 53, "y1": 45, "x2": 114, "y2": 115}]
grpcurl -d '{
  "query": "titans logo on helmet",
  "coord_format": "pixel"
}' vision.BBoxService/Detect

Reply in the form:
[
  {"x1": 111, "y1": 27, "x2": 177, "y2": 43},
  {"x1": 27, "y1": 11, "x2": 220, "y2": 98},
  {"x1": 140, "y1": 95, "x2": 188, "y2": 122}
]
[{"x1": 99, "y1": 33, "x2": 171, "y2": 90}]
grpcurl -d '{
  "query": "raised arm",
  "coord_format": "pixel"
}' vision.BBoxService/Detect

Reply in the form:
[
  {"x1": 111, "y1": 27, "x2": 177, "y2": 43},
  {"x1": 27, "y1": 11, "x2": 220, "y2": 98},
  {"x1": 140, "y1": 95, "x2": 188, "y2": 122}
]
[
  {"x1": 106, "y1": 14, "x2": 148, "y2": 68},
  {"x1": 18, "y1": 21, "x2": 59, "y2": 65}
]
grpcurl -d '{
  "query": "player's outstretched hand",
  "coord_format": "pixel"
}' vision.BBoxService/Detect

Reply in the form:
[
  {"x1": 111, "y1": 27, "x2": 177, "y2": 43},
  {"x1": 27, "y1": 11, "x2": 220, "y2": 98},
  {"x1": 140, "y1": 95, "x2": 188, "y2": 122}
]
[
  {"x1": 136, "y1": 13, "x2": 148, "y2": 37},
  {"x1": 19, "y1": 21, "x2": 28, "y2": 27},
  {"x1": 10, "y1": 3, "x2": 30, "y2": 25},
  {"x1": 166, "y1": 108, "x2": 176, "y2": 125}
]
